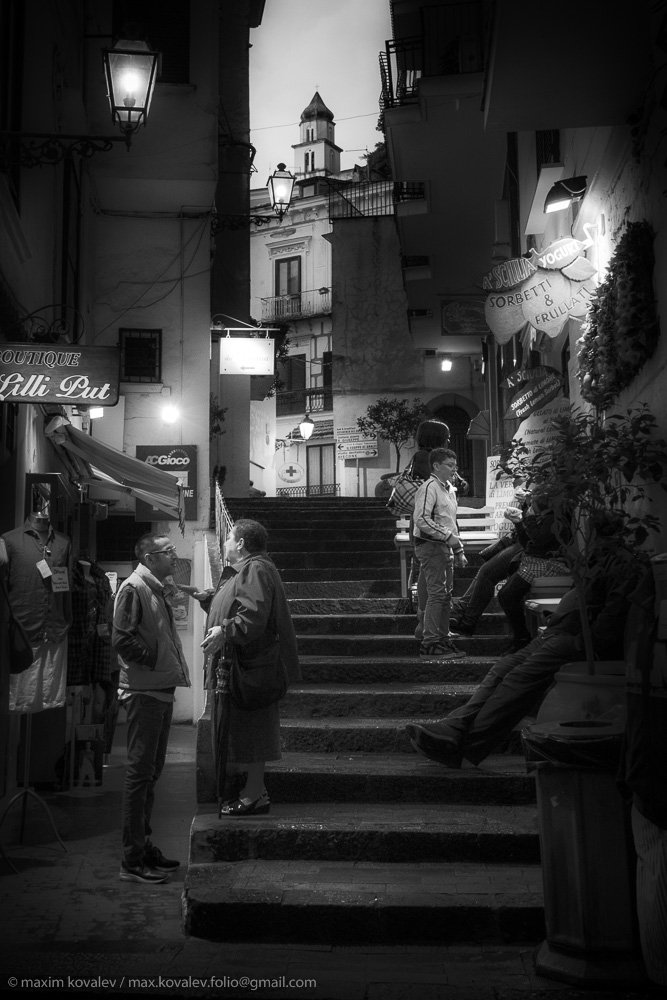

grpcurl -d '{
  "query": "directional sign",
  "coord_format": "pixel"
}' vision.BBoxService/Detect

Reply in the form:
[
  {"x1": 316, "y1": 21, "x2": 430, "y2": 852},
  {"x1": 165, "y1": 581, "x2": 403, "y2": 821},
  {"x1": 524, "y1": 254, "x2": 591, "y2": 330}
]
[{"x1": 336, "y1": 426, "x2": 378, "y2": 458}]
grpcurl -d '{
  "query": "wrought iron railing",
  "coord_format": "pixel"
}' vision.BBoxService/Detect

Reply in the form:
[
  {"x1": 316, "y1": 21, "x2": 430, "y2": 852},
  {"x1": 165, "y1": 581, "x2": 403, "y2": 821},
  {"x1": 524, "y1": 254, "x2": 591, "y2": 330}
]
[
  {"x1": 328, "y1": 179, "x2": 395, "y2": 220},
  {"x1": 276, "y1": 483, "x2": 340, "y2": 498},
  {"x1": 378, "y1": 2, "x2": 488, "y2": 118},
  {"x1": 261, "y1": 288, "x2": 331, "y2": 322},
  {"x1": 276, "y1": 387, "x2": 333, "y2": 418},
  {"x1": 214, "y1": 482, "x2": 234, "y2": 563}
]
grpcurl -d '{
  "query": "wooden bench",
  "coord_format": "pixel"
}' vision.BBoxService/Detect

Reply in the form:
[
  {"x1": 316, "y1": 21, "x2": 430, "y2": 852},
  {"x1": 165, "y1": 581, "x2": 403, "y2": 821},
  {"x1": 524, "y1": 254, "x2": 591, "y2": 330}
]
[
  {"x1": 524, "y1": 575, "x2": 574, "y2": 636},
  {"x1": 456, "y1": 505, "x2": 499, "y2": 553}
]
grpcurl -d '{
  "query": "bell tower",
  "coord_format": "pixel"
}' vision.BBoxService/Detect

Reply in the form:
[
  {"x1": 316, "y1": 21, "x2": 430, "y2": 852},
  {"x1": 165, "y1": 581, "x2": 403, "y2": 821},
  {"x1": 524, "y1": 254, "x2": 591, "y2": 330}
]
[{"x1": 292, "y1": 92, "x2": 342, "y2": 177}]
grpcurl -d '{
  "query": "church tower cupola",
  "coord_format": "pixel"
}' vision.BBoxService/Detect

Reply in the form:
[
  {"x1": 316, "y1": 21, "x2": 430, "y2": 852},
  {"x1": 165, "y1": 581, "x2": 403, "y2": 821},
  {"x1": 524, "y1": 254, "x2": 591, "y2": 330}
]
[{"x1": 293, "y1": 91, "x2": 342, "y2": 177}]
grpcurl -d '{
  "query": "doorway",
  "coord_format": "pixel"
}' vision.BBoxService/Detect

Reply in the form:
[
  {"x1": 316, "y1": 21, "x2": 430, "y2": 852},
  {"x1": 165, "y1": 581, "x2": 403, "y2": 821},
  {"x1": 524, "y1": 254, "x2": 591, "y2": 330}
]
[
  {"x1": 433, "y1": 406, "x2": 476, "y2": 494},
  {"x1": 306, "y1": 443, "x2": 337, "y2": 496}
]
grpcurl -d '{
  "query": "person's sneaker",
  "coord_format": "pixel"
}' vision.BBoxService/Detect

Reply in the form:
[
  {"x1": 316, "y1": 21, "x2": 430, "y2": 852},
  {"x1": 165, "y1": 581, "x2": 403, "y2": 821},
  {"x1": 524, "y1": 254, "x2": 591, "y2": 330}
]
[
  {"x1": 119, "y1": 862, "x2": 168, "y2": 884},
  {"x1": 420, "y1": 641, "x2": 465, "y2": 660},
  {"x1": 144, "y1": 839, "x2": 180, "y2": 872}
]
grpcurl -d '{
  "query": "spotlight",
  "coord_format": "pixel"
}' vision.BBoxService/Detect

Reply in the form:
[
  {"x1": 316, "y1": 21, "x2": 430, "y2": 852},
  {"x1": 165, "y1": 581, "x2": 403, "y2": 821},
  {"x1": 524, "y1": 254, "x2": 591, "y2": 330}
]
[{"x1": 544, "y1": 176, "x2": 587, "y2": 214}]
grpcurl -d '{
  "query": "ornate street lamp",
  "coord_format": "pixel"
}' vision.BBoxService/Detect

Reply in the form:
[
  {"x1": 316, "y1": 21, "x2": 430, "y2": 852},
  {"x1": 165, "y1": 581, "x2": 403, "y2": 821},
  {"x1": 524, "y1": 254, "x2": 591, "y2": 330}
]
[
  {"x1": 267, "y1": 163, "x2": 296, "y2": 221},
  {"x1": 299, "y1": 413, "x2": 315, "y2": 440},
  {"x1": 103, "y1": 39, "x2": 159, "y2": 148}
]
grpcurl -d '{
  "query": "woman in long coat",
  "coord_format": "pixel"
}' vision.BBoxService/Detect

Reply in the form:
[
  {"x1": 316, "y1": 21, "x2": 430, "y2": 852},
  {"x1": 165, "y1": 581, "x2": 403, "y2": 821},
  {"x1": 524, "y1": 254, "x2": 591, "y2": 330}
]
[{"x1": 200, "y1": 518, "x2": 300, "y2": 816}]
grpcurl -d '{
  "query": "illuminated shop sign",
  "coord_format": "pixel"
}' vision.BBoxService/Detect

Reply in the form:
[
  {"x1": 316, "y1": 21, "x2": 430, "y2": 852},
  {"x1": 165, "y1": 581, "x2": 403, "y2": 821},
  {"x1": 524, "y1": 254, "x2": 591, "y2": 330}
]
[
  {"x1": 0, "y1": 344, "x2": 120, "y2": 404},
  {"x1": 135, "y1": 444, "x2": 198, "y2": 521}
]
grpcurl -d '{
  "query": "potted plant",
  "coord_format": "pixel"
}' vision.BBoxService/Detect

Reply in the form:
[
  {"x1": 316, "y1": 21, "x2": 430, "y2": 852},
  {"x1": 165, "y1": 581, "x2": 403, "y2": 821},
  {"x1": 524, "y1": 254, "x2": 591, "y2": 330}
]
[
  {"x1": 498, "y1": 402, "x2": 667, "y2": 986},
  {"x1": 498, "y1": 402, "x2": 667, "y2": 675}
]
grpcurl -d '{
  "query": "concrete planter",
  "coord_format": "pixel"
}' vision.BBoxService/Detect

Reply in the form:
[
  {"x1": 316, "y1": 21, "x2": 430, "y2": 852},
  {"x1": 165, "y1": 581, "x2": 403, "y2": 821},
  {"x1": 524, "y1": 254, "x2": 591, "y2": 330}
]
[{"x1": 523, "y1": 662, "x2": 645, "y2": 987}]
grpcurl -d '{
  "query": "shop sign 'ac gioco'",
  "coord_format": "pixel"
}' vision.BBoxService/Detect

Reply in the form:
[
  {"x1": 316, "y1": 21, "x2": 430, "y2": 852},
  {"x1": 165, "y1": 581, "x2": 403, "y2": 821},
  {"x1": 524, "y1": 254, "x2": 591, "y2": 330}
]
[
  {"x1": 0, "y1": 345, "x2": 120, "y2": 404},
  {"x1": 483, "y1": 235, "x2": 597, "y2": 344}
]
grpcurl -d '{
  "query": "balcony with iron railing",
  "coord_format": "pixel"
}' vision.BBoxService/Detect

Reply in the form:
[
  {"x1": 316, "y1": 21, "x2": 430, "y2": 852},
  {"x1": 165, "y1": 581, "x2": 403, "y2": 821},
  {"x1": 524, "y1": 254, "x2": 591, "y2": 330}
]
[
  {"x1": 328, "y1": 179, "x2": 395, "y2": 220},
  {"x1": 276, "y1": 386, "x2": 333, "y2": 418},
  {"x1": 378, "y1": 1, "x2": 489, "y2": 118},
  {"x1": 261, "y1": 287, "x2": 331, "y2": 322}
]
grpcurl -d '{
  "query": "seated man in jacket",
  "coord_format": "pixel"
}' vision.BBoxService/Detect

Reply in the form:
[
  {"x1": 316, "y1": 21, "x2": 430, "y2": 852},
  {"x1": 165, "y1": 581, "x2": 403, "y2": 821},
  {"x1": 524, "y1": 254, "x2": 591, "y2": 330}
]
[{"x1": 406, "y1": 537, "x2": 641, "y2": 768}]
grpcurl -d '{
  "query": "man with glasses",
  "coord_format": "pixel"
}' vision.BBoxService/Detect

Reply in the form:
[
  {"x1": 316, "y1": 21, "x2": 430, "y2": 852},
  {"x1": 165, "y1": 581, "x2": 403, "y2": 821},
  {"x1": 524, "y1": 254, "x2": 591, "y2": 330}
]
[
  {"x1": 412, "y1": 448, "x2": 468, "y2": 660},
  {"x1": 112, "y1": 533, "x2": 191, "y2": 884}
]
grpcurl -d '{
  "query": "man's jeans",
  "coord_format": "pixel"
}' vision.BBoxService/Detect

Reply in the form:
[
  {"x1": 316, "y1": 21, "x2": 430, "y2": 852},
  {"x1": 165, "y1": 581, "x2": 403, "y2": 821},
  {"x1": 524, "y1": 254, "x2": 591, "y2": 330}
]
[
  {"x1": 424, "y1": 630, "x2": 581, "y2": 763},
  {"x1": 122, "y1": 693, "x2": 173, "y2": 868},
  {"x1": 452, "y1": 542, "x2": 522, "y2": 629},
  {"x1": 415, "y1": 541, "x2": 453, "y2": 646}
]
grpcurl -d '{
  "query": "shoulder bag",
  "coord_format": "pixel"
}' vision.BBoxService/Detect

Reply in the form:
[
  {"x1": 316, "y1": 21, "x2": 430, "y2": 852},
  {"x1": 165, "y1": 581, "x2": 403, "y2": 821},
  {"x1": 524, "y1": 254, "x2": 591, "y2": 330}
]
[
  {"x1": 386, "y1": 460, "x2": 422, "y2": 517},
  {"x1": 228, "y1": 638, "x2": 287, "y2": 711},
  {"x1": 1, "y1": 576, "x2": 34, "y2": 674}
]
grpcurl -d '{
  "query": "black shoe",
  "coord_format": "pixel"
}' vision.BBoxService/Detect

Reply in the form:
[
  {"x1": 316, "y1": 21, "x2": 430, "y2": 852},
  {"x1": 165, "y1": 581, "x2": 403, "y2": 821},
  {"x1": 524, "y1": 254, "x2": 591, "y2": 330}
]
[
  {"x1": 419, "y1": 641, "x2": 465, "y2": 661},
  {"x1": 405, "y1": 724, "x2": 463, "y2": 768},
  {"x1": 144, "y1": 839, "x2": 180, "y2": 872},
  {"x1": 219, "y1": 791, "x2": 270, "y2": 817},
  {"x1": 119, "y1": 862, "x2": 168, "y2": 884}
]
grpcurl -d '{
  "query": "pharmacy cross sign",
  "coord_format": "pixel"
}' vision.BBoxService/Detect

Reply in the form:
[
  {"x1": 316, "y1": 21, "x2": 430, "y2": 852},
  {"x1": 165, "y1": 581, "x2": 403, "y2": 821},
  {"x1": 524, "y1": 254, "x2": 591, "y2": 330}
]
[{"x1": 284, "y1": 465, "x2": 299, "y2": 479}]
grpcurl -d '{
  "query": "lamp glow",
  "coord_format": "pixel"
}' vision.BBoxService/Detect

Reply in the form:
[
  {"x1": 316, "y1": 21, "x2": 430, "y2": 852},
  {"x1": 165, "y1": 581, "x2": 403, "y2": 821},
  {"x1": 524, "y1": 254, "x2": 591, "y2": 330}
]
[
  {"x1": 103, "y1": 39, "x2": 159, "y2": 146},
  {"x1": 267, "y1": 163, "x2": 296, "y2": 221},
  {"x1": 161, "y1": 404, "x2": 180, "y2": 424},
  {"x1": 441, "y1": 357, "x2": 453, "y2": 372},
  {"x1": 299, "y1": 413, "x2": 315, "y2": 440},
  {"x1": 89, "y1": 407, "x2": 104, "y2": 419}
]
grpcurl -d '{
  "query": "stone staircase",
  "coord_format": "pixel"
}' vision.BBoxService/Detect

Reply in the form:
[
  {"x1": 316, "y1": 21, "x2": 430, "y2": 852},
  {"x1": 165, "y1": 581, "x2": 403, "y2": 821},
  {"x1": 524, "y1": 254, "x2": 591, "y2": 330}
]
[{"x1": 183, "y1": 497, "x2": 543, "y2": 944}]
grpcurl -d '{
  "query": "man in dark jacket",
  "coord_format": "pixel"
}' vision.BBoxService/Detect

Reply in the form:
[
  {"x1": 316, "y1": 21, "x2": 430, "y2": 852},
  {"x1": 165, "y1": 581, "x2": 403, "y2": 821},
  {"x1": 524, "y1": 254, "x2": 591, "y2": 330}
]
[
  {"x1": 112, "y1": 533, "x2": 191, "y2": 884},
  {"x1": 406, "y1": 541, "x2": 640, "y2": 768}
]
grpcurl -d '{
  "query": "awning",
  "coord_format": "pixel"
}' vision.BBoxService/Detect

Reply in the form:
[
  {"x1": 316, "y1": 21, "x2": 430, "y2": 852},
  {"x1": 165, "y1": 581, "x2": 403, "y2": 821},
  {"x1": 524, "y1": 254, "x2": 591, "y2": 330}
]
[
  {"x1": 45, "y1": 416, "x2": 183, "y2": 525},
  {"x1": 467, "y1": 409, "x2": 490, "y2": 440}
]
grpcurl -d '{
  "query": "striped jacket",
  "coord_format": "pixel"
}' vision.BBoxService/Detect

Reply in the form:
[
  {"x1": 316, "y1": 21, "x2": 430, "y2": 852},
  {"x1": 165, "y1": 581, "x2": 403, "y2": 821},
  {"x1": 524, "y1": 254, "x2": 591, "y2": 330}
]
[{"x1": 412, "y1": 474, "x2": 459, "y2": 546}]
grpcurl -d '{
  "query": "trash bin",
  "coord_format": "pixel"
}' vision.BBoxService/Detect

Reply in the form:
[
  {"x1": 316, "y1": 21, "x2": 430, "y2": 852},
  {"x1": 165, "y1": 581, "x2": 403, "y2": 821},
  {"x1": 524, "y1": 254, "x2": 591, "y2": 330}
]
[{"x1": 522, "y1": 719, "x2": 644, "y2": 987}]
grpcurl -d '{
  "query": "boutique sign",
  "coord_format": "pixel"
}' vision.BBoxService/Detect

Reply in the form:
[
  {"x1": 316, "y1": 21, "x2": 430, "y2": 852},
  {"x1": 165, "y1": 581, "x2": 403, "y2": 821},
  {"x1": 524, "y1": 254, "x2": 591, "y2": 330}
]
[{"x1": 0, "y1": 344, "x2": 120, "y2": 405}]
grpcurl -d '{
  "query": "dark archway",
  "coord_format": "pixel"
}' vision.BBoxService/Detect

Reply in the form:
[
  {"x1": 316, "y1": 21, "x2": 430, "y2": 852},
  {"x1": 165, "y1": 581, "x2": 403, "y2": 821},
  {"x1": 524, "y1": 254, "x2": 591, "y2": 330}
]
[{"x1": 433, "y1": 405, "x2": 474, "y2": 490}]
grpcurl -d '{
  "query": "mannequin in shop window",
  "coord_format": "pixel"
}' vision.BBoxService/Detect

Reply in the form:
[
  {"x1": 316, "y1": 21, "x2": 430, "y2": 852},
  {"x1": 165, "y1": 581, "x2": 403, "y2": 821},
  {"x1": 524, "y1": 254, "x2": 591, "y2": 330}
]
[
  {"x1": 0, "y1": 501, "x2": 72, "y2": 715},
  {"x1": 67, "y1": 552, "x2": 117, "y2": 777}
]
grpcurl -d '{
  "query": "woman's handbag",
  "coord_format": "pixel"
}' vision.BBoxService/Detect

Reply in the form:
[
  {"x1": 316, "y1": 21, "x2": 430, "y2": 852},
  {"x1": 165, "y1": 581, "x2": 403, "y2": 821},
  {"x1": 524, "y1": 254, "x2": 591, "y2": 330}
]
[
  {"x1": 1, "y1": 577, "x2": 34, "y2": 674},
  {"x1": 386, "y1": 463, "x2": 422, "y2": 516},
  {"x1": 228, "y1": 639, "x2": 287, "y2": 711}
]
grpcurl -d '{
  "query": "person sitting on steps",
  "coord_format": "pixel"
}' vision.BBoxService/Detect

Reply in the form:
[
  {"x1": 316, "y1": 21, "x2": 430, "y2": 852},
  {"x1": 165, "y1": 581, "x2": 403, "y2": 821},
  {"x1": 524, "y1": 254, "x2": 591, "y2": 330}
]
[{"x1": 406, "y1": 533, "x2": 641, "y2": 768}]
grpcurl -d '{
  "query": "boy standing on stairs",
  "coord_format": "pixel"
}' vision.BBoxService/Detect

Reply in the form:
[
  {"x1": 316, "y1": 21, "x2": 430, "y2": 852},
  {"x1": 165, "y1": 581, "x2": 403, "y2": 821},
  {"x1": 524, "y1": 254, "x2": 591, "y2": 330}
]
[{"x1": 412, "y1": 447, "x2": 468, "y2": 660}]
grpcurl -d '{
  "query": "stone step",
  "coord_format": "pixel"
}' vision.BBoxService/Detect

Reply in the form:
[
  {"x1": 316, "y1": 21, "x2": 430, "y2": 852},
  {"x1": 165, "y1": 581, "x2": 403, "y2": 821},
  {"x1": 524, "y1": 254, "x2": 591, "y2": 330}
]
[
  {"x1": 296, "y1": 634, "x2": 506, "y2": 657},
  {"x1": 288, "y1": 597, "x2": 410, "y2": 614},
  {"x1": 298, "y1": 654, "x2": 497, "y2": 684},
  {"x1": 279, "y1": 715, "x2": 518, "y2": 755},
  {"x1": 279, "y1": 566, "x2": 401, "y2": 582},
  {"x1": 284, "y1": 579, "x2": 403, "y2": 598},
  {"x1": 273, "y1": 550, "x2": 400, "y2": 569},
  {"x1": 266, "y1": 751, "x2": 536, "y2": 805},
  {"x1": 292, "y1": 613, "x2": 506, "y2": 636},
  {"x1": 183, "y1": 858, "x2": 544, "y2": 944},
  {"x1": 271, "y1": 538, "x2": 397, "y2": 554},
  {"x1": 282, "y1": 577, "x2": 481, "y2": 598},
  {"x1": 268, "y1": 527, "x2": 399, "y2": 542},
  {"x1": 281, "y1": 682, "x2": 476, "y2": 717},
  {"x1": 190, "y1": 802, "x2": 540, "y2": 864}
]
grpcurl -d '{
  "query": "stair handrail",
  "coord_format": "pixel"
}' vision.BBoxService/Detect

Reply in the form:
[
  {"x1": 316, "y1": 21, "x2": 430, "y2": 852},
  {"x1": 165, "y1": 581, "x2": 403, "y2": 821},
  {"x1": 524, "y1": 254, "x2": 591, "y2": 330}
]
[{"x1": 214, "y1": 482, "x2": 234, "y2": 564}]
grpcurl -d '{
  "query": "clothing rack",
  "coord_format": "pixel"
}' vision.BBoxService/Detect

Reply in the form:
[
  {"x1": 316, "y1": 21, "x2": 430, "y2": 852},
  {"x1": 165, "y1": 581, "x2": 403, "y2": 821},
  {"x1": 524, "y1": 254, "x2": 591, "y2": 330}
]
[{"x1": 0, "y1": 714, "x2": 67, "y2": 873}]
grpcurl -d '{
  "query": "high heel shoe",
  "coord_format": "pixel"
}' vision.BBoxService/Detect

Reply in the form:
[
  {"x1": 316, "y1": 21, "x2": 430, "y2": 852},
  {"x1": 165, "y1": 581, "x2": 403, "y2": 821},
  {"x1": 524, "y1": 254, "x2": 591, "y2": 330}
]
[{"x1": 219, "y1": 792, "x2": 270, "y2": 817}]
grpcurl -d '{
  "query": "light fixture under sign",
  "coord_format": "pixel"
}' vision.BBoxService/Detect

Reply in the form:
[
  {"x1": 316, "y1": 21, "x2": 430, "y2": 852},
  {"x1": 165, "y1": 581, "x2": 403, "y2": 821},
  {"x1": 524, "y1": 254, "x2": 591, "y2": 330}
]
[
  {"x1": 544, "y1": 175, "x2": 587, "y2": 214},
  {"x1": 440, "y1": 356, "x2": 453, "y2": 372}
]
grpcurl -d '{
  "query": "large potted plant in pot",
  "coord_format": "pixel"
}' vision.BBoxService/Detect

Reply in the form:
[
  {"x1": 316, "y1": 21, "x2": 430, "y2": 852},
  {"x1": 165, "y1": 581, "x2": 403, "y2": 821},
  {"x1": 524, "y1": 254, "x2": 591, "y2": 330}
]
[{"x1": 498, "y1": 402, "x2": 667, "y2": 986}]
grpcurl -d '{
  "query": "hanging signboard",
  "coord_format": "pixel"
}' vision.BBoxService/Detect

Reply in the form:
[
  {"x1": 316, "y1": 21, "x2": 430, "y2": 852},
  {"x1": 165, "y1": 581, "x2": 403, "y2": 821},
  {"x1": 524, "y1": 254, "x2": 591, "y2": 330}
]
[
  {"x1": 486, "y1": 456, "x2": 518, "y2": 536},
  {"x1": 0, "y1": 344, "x2": 120, "y2": 405},
  {"x1": 134, "y1": 444, "x2": 197, "y2": 521},
  {"x1": 503, "y1": 366, "x2": 563, "y2": 421},
  {"x1": 336, "y1": 426, "x2": 378, "y2": 458},
  {"x1": 511, "y1": 395, "x2": 572, "y2": 463},
  {"x1": 482, "y1": 236, "x2": 597, "y2": 344},
  {"x1": 220, "y1": 337, "x2": 274, "y2": 375}
]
